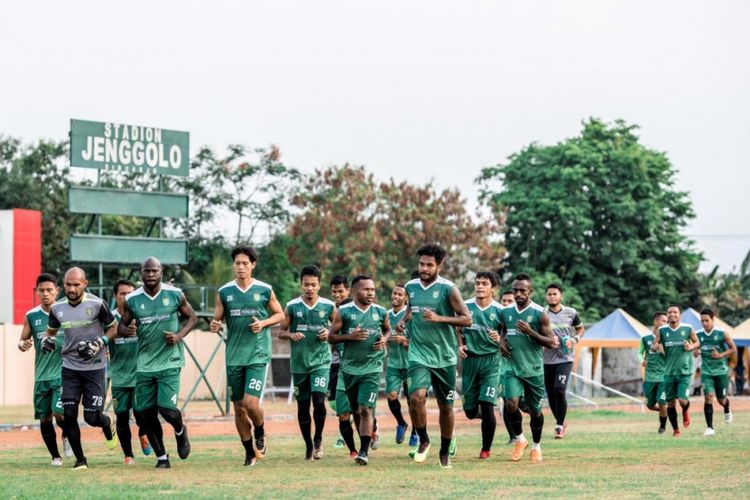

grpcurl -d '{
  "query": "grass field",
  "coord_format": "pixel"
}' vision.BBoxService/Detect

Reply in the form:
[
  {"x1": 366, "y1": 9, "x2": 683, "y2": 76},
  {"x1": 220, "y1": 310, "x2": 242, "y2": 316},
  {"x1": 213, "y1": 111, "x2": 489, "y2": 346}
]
[{"x1": 1, "y1": 402, "x2": 749, "y2": 498}]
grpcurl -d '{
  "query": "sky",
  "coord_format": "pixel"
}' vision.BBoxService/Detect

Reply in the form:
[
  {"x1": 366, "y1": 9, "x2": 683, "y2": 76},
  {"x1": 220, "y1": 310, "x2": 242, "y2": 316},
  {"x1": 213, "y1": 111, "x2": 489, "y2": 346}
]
[{"x1": 1, "y1": 1, "x2": 748, "y2": 271}]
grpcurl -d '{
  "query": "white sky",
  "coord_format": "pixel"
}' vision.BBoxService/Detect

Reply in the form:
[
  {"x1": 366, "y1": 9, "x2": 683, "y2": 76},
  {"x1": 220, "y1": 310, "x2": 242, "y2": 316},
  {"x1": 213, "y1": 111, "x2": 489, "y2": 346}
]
[{"x1": 1, "y1": 0, "x2": 748, "y2": 271}]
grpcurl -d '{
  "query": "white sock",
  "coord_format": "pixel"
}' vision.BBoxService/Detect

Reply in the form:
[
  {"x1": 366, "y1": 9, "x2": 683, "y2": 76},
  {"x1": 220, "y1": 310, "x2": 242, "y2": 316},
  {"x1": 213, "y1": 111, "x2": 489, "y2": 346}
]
[
  {"x1": 556, "y1": 425, "x2": 563, "y2": 431},
  {"x1": 531, "y1": 443, "x2": 541, "y2": 451},
  {"x1": 157, "y1": 454, "x2": 167, "y2": 461},
  {"x1": 516, "y1": 433, "x2": 527, "y2": 442}
]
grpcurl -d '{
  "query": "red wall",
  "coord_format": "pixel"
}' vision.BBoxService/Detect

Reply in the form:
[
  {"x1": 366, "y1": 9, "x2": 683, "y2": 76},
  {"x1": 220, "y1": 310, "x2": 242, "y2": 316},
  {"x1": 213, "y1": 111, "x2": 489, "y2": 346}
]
[{"x1": 13, "y1": 209, "x2": 42, "y2": 324}]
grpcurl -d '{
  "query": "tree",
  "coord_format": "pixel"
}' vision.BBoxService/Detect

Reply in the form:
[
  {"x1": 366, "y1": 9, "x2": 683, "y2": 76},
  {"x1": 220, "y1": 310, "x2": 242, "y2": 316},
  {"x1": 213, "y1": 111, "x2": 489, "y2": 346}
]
[
  {"x1": 286, "y1": 165, "x2": 504, "y2": 299},
  {"x1": 699, "y1": 250, "x2": 750, "y2": 326},
  {"x1": 477, "y1": 119, "x2": 702, "y2": 321}
]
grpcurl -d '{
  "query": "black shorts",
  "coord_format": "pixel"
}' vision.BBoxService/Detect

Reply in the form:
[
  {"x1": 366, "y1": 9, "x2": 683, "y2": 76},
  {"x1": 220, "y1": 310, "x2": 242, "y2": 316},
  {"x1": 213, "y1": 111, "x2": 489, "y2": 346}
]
[
  {"x1": 61, "y1": 367, "x2": 106, "y2": 411},
  {"x1": 544, "y1": 362, "x2": 573, "y2": 393},
  {"x1": 328, "y1": 363, "x2": 340, "y2": 400}
]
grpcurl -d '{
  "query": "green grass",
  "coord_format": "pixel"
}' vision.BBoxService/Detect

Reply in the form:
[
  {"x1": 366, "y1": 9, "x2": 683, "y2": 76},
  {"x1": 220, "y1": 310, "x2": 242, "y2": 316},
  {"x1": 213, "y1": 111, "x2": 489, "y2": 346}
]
[{"x1": 1, "y1": 408, "x2": 749, "y2": 499}]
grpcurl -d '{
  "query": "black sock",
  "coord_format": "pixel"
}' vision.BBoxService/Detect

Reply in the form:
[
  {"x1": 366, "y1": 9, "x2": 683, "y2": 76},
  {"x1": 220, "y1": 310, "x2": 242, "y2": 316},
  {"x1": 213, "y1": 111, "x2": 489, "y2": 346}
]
[
  {"x1": 312, "y1": 393, "x2": 327, "y2": 442},
  {"x1": 667, "y1": 406, "x2": 678, "y2": 430},
  {"x1": 480, "y1": 403, "x2": 496, "y2": 452},
  {"x1": 659, "y1": 416, "x2": 667, "y2": 430},
  {"x1": 116, "y1": 412, "x2": 134, "y2": 458},
  {"x1": 55, "y1": 419, "x2": 67, "y2": 439},
  {"x1": 134, "y1": 411, "x2": 148, "y2": 438},
  {"x1": 139, "y1": 408, "x2": 165, "y2": 457},
  {"x1": 502, "y1": 407, "x2": 514, "y2": 439},
  {"x1": 509, "y1": 408, "x2": 523, "y2": 437},
  {"x1": 416, "y1": 426, "x2": 430, "y2": 445},
  {"x1": 254, "y1": 423, "x2": 265, "y2": 440},
  {"x1": 554, "y1": 389, "x2": 567, "y2": 426},
  {"x1": 360, "y1": 435, "x2": 372, "y2": 455},
  {"x1": 373, "y1": 417, "x2": 378, "y2": 432},
  {"x1": 530, "y1": 413, "x2": 544, "y2": 444},
  {"x1": 40, "y1": 420, "x2": 61, "y2": 459},
  {"x1": 681, "y1": 401, "x2": 690, "y2": 414},
  {"x1": 387, "y1": 399, "x2": 407, "y2": 426},
  {"x1": 723, "y1": 400, "x2": 730, "y2": 414},
  {"x1": 241, "y1": 437, "x2": 255, "y2": 459},
  {"x1": 63, "y1": 403, "x2": 85, "y2": 461},
  {"x1": 298, "y1": 399, "x2": 313, "y2": 451},
  {"x1": 704, "y1": 404, "x2": 713, "y2": 428},
  {"x1": 439, "y1": 436, "x2": 451, "y2": 456},
  {"x1": 339, "y1": 420, "x2": 357, "y2": 453},
  {"x1": 411, "y1": 427, "x2": 417, "y2": 437}
]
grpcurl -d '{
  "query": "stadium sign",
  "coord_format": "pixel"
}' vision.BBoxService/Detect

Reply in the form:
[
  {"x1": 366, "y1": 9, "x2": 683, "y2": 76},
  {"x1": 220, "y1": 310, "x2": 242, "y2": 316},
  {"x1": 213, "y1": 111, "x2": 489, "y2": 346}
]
[{"x1": 70, "y1": 119, "x2": 190, "y2": 176}]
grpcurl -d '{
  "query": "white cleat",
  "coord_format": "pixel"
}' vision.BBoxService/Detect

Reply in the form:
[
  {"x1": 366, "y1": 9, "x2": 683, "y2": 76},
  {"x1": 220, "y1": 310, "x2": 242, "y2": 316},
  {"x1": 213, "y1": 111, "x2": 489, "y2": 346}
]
[
  {"x1": 725, "y1": 411, "x2": 733, "y2": 424},
  {"x1": 63, "y1": 437, "x2": 73, "y2": 458},
  {"x1": 703, "y1": 428, "x2": 715, "y2": 436},
  {"x1": 51, "y1": 457, "x2": 63, "y2": 466}
]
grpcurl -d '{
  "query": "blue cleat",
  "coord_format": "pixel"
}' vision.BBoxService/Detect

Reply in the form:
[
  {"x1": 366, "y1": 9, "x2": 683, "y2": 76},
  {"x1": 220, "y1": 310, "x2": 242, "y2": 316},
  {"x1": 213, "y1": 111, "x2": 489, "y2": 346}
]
[
  {"x1": 408, "y1": 433, "x2": 419, "y2": 448},
  {"x1": 395, "y1": 423, "x2": 408, "y2": 444}
]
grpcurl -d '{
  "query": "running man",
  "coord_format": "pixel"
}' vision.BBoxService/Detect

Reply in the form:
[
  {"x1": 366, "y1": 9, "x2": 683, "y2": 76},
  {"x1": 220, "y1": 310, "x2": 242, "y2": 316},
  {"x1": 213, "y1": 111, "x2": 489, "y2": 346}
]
[
  {"x1": 18, "y1": 273, "x2": 69, "y2": 465},
  {"x1": 641, "y1": 311, "x2": 668, "y2": 433},
  {"x1": 458, "y1": 272, "x2": 505, "y2": 459},
  {"x1": 328, "y1": 275, "x2": 390, "y2": 466},
  {"x1": 109, "y1": 279, "x2": 152, "y2": 463},
  {"x1": 652, "y1": 304, "x2": 699, "y2": 437},
  {"x1": 500, "y1": 273, "x2": 558, "y2": 463},
  {"x1": 118, "y1": 257, "x2": 198, "y2": 468},
  {"x1": 44, "y1": 267, "x2": 119, "y2": 469},
  {"x1": 695, "y1": 308, "x2": 736, "y2": 435},
  {"x1": 385, "y1": 283, "x2": 413, "y2": 445},
  {"x1": 399, "y1": 243, "x2": 472, "y2": 468},
  {"x1": 210, "y1": 246, "x2": 284, "y2": 466},
  {"x1": 278, "y1": 266, "x2": 336, "y2": 459},
  {"x1": 543, "y1": 283, "x2": 584, "y2": 439},
  {"x1": 498, "y1": 288, "x2": 516, "y2": 445}
]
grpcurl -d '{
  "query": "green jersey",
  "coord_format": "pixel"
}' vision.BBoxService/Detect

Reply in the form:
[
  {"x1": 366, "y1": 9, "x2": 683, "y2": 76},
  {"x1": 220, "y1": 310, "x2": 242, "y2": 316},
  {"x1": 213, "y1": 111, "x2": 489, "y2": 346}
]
[
  {"x1": 463, "y1": 298, "x2": 504, "y2": 357},
  {"x1": 387, "y1": 307, "x2": 409, "y2": 369},
  {"x1": 640, "y1": 333, "x2": 665, "y2": 383},
  {"x1": 500, "y1": 302, "x2": 546, "y2": 378},
  {"x1": 338, "y1": 302, "x2": 388, "y2": 376},
  {"x1": 109, "y1": 310, "x2": 138, "y2": 387},
  {"x1": 658, "y1": 323, "x2": 694, "y2": 376},
  {"x1": 126, "y1": 284, "x2": 185, "y2": 373},
  {"x1": 697, "y1": 328, "x2": 729, "y2": 376},
  {"x1": 26, "y1": 306, "x2": 63, "y2": 382},
  {"x1": 286, "y1": 296, "x2": 336, "y2": 372},
  {"x1": 405, "y1": 276, "x2": 459, "y2": 368},
  {"x1": 218, "y1": 279, "x2": 275, "y2": 366}
]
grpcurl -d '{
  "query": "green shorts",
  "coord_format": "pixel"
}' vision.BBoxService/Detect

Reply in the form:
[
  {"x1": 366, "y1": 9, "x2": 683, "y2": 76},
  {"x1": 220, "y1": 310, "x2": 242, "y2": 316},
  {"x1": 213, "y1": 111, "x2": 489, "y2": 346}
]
[
  {"x1": 342, "y1": 371, "x2": 380, "y2": 409},
  {"x1": 34, "y1": 379, "x2": 62, "y2": 420},
  {"x1": 701, "y1": 373, "x2": 729, "y2": 398},
  {"x1": 335, "y1": 376, "x2": 352, "y2": 416},
  {"x1": 386, "y1": 366, "x2": 408, "y2": 395},
  {"x1": 293, "y1": 367, "x2": 330, "y2": 401},
  {"x1": 227, "y1": 364, "x2": 266, "y2": 402},
  {"x1": 407, "y1": 363, "x2": 456, "y2": 405},
  {"x1": 134, "y1": 368, "x2": 181, "y2": 411},
  {"x1": 462, "y1": 354, "x2": 502, "y2": 410},
  {"x1": 643, "y1": 381, "x2": 666, "y2": 408},
  {"x1": 503, "y1": 372, "x2": 545, "y2": 413},
  {"x1": 662, "y1": 374, "x2": 691, "y2": 401},
  {"x1": 111, "y1": 386, "x2": 136, "y2": 414}
]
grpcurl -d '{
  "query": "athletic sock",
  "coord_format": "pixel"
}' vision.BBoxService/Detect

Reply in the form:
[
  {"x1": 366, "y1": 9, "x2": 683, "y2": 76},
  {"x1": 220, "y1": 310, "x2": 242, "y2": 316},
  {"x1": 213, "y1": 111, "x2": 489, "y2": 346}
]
[
  {"x1": 509, "y1": 408, "x2": 523, "y2": 437},
  {"x1": 667, "y1": 406, "x2": 679, "y2": 430},
  {"x1": 555, "y1": 389, "x2": 568, "y2": 427},
  {"x1": 373, "y1": 418, "x2": 378, "y2": 433},
  {"x1": 312, "y1": 395, "x2": 327, "y2": 442},
  {"x1": 299, "y1": 419, "x2": 313, "y2": 452},
  {"x1": 254, "y1": 423, "x2": 265, "y2": 440},
  {"x1": 101, "y1": 415, "x2": 114, "y2": 440},
  {"x1": 360, "y1": 435, "x2": 372, "y2": 455},
  {"x1": 531, "y1": 442, "x2": 541, "y2": 451},
  {"x1": 116, "y1": 412, "x2": 134, "y2": 457},
  {"x1": 502, "y1": 407, "x2": 514, "y2": 440},
  {"x1": 241, "y1": 437, "x2": 255, "y2": 459},
  {"x1": 411, "y1": 427, "x2": 418, "y2": 437},
  {"x1": 659, "y1": 416, "x2": 667, "y2": 430},
  {"x1": 416, "y1": 426, "x2": 430, "y2": 445},
  {"x1": 40, "y1": 420, "x2": 61, "y2": 459},
  {"x1": 339, "y1": 420, "x2": 357, "y2": 453},
  {"x1": 681, "y1": 401, "x2": 691, "y2": 414},
  {"x1": 704, "y1": 404, "x2": 713, "y2": 428},
  {"x1": 479, "y1": 403, "x2": 496, "y2": 452},
  {"x1": 439, "y1": 436, "x2": 451, "y2": 456},
  {"x1": 723, "y1": 400, "x2": 730, "y2": 414},
  {"x1": 530, "y1": 413, "x2": 544, "y2": 444},
  {"x1": 387, "y1": 399, "x2": 408, "y2": 427}
]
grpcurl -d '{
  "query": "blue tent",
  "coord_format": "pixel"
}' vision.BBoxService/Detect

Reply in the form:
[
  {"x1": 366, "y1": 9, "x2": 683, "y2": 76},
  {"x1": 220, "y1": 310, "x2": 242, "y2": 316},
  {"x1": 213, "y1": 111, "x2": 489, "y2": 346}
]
[
  {"x1": 580, "y1": 308, "x2": 648, "y2": 348},
  {"x1": 681, "y1": 308, "x2": 735, "y2": 334}
]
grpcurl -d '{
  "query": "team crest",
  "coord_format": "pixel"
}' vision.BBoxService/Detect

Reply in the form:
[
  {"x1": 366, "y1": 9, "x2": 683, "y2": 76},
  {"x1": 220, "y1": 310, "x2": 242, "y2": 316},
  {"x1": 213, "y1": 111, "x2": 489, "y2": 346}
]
[
  {"x1": 85, "y1": 306, "x2": 94, "y2": 316},
  {"x1": 163, "y1": 297, "x2": 170, "y2": 306},
  {"x1": 253, "y1": 293, "x2": 261, "y2": 301},
  {"x1": 318, "y1": 310, "x2": 326, "y2": 318},
  {"x1": 296, "y1": 311, "x2": 303, "y2": 318},
  {"x1": 373, "y1": 313, "x2": 380, "y2": 321},
  {"x1": 527, "y1": 315, "x2": 532, "y2": 322},
  {"x1": 489, "y1": 313, "x2": 496, "y2": 320},
  {"x1": 227, "y1": 295, "x2": 234, "y2": 302},
  {"x1": 432, "y1": 291, "x2": 439, "y2": 299}
]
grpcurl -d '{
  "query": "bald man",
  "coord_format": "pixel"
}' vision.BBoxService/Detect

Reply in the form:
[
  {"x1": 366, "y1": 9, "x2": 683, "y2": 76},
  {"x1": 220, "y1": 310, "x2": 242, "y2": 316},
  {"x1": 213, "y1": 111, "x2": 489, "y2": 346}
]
[
  {"x1": 118, "y1": 257, "x2": 198, "y2": 469},
  {"x1": 44, "y1": 267, "x2": 119, "y2": 469}
]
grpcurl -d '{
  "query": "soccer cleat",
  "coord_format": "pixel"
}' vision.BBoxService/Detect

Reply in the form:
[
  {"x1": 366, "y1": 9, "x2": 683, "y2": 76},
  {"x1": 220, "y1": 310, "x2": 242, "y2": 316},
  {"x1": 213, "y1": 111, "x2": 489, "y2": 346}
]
[
  {"x1": 370, "y1": 430, "x2": 380, "y2": 450},
  {"x1": 511, "y1": 439, "x2": 529, "y2": 462},
  {"x1": 355, "y1": 451, "x2": 369, "y2": 466},
  {"x1": 408, "y1": 433, "x2": 419, "y2": 447},
  {"x1": 51, "y1": 457, "x2": 63, "y2": 466},
  {"x1": 413, "y1": 442, "x2": 431, "y2": 463},
  {"x1": 554, "y1": 427, "x2": 563, "y2": 440},
  {"x1": 305, "y1": 449, "x2": 313, "y2": 461},
  {"x1": 658, "y1": 427, "x2": 666, "y2": 435},
  {"x1": 439, "y1": 453, "x2": 453, "y2": 469},
  {"x1": 530, "y1": 448, "x2": 543, "y2": 463},
  {"x1": 725, "y1": 411, "x2": 733, "y2": 424},
  {"x1": 244, "y1": 456, "x2": 257, "y2": 467},
  {"x1": 155, "y1": 456, "x2": 171, "y2": 469},
  {"x1": 63, "y1": 437, "x2": 73, "y2": 458},
  {"x1": 507, "y1": 437, "x2": 517, "y2": 445},
  {"x1": 349, "y1": 450, "x2": 358, "y2": 459},
  {"x1": 104, "y1": 420, "x2": 118, "y2": 451},
  {"x1": 72, "y1": 459, "x2": 88, "y2": 470},
  {"x1": 703, "y1": 427, "x2": 715, "y2": 436},
  {"x1": 479, "y1": 450, "x2": 491, "y2": 460},
  {"x1": 395, "y1": 423, "x2": 408, "y2": 444},
  {"x1": 124, "y1": 456, "x2": 136, "y2": 465},
  {"x1": 140, "y1": 435, "x2": 153, "y2": 456},
  {"x1": 334, "y1": 435, "x2": 345, "y2": 449},
  {"x1": 176, "y1": 426, "x2": 191, "y2": 460},
  {"x1": 682, "y1": 410, "x2": 691, "y2": 428},
  {"x1": 313, "y1": 439, "x2": 324, "y2": 460},
  {"x1": 448, "y1": 436, "x2": 457, "y2": 457},
  {"x1": 673, "y1": 429, "x2": 681, "y2": 437},
  {"x1": 254, "y1": 433, "x2": 267, "y2": 459}
]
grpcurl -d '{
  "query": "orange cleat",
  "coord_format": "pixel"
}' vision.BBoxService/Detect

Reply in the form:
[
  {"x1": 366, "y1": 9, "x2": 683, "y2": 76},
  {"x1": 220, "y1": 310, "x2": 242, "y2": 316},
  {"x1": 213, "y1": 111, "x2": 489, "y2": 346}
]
[
  {"x1": 682, "y1": 410, "x2": 691, "y2": 428},
  {"x1": 350, "y1": 451, "x2": 358, "y2": 459},
  {"x1": 673, "y1": 429, "x2": 681, "y2": 437},
  {"x1": 510, "y1": 439, "x2": 528, "y2": 462},
  {"x1": 124, "y1": 456, "x2": 135, "y2": 465},
  {"x1": 530, "y1": 448, "x2": 542, "y2": 463}
]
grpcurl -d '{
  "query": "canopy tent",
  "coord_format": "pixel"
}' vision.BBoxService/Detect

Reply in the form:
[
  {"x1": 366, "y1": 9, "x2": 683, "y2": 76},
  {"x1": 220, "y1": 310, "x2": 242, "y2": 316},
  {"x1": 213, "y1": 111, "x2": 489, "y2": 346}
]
[
  {"x1": 734, "y1": 317, "x2": 750, "y2": 348},
  {"x1": 680, "y1": 308, "x2": 735, "y2": 334},
  {"x1": 575, "y1": 308, "x2": 650, "y2": 377}
]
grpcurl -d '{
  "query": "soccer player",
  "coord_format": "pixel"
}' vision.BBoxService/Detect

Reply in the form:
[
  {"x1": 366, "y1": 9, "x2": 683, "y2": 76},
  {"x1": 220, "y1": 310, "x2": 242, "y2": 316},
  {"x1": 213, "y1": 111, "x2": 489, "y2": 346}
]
[
  {"x1": 641, "y1": 311, "x2": 668, "y2": 433},
  {"x1": 328, "y1": 275, "x2": 391, "y2": 466},
  {"x1": 118, "y1": 257, "x2": 198, "y2": 468},
  {"x1": 652, "y1": 304, "x2": 699, "y2": 437},
  {"x1": 498, "y1": 288, "x2": 516, "y2": 444},
  {"x1": 695, "y1": 308, "x2": 736, "y2": 435},
  {"x1": 110, "y1": 279, "x2": 152, "y2": 464},
  {"x1": 328, "y1": 275, "x2": 358, "y2": 456},
  {"x1": 385, "y1": 283, "x2": 413, "y2": 444},
  {"x1": 543, "y1": 284, "x2": 584, "y2": 439},
  {"x1": 500, "y1": 290, "x2": 514, "y2": 307},
  {"x1": 18, "y1": 273, "x2": 70, "y2": 465},
  {"x1": 398, "y1": 243, "x2": 472, "y2": 468},
  {"x1": 500, "y1": 273, "x2": 558, "y2": 463},
  {"x1": 210, "y1": 246, "x2": 284, "y2": 467},
  {"x1": 458, "y1": 272, "x2": 505, "y2": 459},
  {"x1": 278, "y1": 265, "x2": 336, "y2": 459},
  {"x1": 43, "y1": 267, "x2": 118, "y2": 469}
]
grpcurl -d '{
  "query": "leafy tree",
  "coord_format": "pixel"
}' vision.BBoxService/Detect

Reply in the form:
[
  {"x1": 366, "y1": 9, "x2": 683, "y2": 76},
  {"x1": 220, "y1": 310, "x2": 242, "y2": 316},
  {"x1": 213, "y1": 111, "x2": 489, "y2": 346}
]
[
  {"x1": 699, "y1": 250, "x2": 750, "y2": 325},
  {"x1": 477, "y1": 119, "x2": 702, "y2": 321}
]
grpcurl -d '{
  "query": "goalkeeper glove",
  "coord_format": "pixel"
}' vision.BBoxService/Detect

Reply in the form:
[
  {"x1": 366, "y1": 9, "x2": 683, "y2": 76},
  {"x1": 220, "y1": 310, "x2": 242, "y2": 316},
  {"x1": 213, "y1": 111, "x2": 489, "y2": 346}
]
[
  {"x1": 41, "y1": 336, "x2": 56, "y2": 353},
  {"x1": 77, "y1": 336, "x2": 108, "y2": 361}
]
